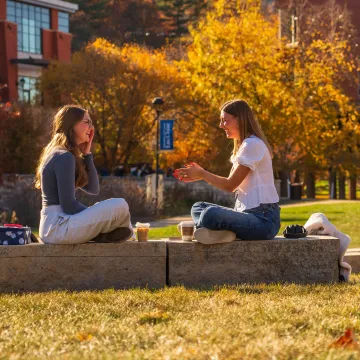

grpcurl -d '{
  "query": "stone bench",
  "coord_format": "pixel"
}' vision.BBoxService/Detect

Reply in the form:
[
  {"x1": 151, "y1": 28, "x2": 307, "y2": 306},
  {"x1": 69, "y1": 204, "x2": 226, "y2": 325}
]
[
  {"x1": 0, "y1": 241, "x2": 166, "y2": 292},
  {"x1": 344, "y1": 248, "x2": 360, "y2": 273},
  {"x1": 167, "y1": 235, "x2": 340, "y2": 286},
  {"x1": 0, "y1": 235, "x2": 339, "y2": 292}
]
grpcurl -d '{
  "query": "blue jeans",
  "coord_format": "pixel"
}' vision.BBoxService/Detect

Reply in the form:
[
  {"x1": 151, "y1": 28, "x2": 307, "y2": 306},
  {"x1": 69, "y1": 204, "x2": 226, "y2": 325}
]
[{"x1": 191, "y1": 202, "x2": 281, "y2": 240}]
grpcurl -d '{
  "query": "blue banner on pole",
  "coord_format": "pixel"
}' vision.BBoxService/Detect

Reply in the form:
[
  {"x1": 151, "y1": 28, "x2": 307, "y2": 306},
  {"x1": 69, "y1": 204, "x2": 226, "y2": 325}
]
[{"x1": 160, "y1": 120, "x2": 174, "y2": 151}]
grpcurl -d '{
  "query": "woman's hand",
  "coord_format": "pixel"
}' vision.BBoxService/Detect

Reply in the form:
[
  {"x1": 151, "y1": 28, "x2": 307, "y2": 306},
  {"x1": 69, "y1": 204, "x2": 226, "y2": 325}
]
[
  {"x1": 173, "y1": 162, "x2": 205, "y2": 182},
  {"x1": 79, "y1": 126, "x2": 94, "y2": 155}
]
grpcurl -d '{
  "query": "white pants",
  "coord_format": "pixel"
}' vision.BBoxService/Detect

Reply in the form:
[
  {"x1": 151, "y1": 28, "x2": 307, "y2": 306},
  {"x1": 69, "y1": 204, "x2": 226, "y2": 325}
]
[{"x1": 39, "y1": 198, "x2": 134, "y2": 244}]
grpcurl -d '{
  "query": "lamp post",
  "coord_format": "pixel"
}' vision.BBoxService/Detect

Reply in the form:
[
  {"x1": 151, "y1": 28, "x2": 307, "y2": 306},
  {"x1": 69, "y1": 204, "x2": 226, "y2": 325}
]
[
  {"x1": 152, "y1": 97, "x2": 164, "y2": 210},
  {"x1": 19, "y1": 78, "x2": 25, "y2": 102}
]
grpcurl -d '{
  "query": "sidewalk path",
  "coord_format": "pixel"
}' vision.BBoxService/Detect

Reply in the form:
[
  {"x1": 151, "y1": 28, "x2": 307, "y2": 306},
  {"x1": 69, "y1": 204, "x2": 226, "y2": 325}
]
[{"x1": 150, "y1": 199, "x2": 360, "y2": 228}]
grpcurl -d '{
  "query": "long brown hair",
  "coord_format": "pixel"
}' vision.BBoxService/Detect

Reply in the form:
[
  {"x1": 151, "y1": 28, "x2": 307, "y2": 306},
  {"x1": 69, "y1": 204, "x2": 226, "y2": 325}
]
[
  {"x1": 35, "y1": 105, "x2": 89, "y2": 189},
  {"x1": 220, "y1": 99, "x2": 273, "y2": 158}
]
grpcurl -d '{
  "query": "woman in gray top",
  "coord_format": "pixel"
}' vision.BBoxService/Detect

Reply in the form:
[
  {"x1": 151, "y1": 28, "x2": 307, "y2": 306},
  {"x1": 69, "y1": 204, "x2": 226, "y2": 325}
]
[{"x1": 35, "y1": 105, "x2": 134, "y2": 244}]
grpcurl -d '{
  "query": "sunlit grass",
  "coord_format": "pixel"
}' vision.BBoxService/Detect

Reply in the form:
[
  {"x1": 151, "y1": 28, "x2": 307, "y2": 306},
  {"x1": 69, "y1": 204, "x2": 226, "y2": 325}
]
[
  {"x1": 1, "y1": 279, "x2": 360, "y2": 359},
  {"x1": 315, "y1": 179, "x2": 360, "y2": 198}
]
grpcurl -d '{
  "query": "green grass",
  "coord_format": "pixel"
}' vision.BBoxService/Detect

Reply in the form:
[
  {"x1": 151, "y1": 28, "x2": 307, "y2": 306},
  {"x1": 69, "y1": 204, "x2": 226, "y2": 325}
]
[
  {"x1": 2, "y1": 279, "x2": 360, "y2": 359},
  {"x1": 315, "y1": 180, "x2": 360, "y2": 199},
  {"x1": 149, "y1": 226, "x2": 180, "y2": 240},
  {"x1": 5, "y1": 204, "x2": 360, "y2": 358}
]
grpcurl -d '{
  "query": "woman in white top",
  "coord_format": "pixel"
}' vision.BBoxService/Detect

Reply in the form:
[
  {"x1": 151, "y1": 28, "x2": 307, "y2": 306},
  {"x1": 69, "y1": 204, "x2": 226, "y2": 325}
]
[{"x1": 174, "y1": 99, "x2": 280, "y2": 244}]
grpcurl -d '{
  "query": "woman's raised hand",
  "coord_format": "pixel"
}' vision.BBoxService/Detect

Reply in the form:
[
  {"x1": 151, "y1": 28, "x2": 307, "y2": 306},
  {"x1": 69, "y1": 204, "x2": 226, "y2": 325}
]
[
  {"x1": 79, "y1": 126, "x2": 94, "y2": 156},
  {"x1": 173, "y1": 162, "x2": 204, "y2": 183}
]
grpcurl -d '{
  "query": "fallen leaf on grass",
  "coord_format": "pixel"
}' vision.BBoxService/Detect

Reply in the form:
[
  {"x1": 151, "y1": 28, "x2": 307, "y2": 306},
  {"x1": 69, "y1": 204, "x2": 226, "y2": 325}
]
[
  {"x1": 329, "y1": 329, "x2": 360, "y2": 350},
  {"x1": 76, "y1": 333, "x2": 93, "y2": 342},
  {"x1": 139, "y1": 310, "x2": 170, "y2": 325}
]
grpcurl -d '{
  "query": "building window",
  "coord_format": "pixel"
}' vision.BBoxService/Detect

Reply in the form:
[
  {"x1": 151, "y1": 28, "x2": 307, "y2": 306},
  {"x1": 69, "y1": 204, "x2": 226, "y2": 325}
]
[
  {"x1": 7, "y1": 0, "x2": 50, "y2": 54},
  {"x1": 58, "y1": 11, "x2": 69, "y2": 33},
  {"x1": 18, "y1": 76, "x2": 39, "y2": 104}
]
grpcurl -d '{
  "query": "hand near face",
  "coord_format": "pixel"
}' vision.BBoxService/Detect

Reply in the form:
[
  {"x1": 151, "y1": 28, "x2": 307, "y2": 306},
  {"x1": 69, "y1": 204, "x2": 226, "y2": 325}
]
[{"x1": 79, "y1": 126, "x2": 94, "y2": 155}]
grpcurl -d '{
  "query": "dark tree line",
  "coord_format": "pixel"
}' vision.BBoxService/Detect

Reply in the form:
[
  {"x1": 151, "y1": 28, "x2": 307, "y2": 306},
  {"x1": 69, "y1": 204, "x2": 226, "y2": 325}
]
[{"x1": 70, "y1": 0, "x2": 209, "y2": 51}]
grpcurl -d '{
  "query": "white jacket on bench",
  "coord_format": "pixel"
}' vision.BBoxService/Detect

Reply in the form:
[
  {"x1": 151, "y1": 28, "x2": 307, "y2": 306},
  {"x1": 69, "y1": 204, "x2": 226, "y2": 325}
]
[{"x1": 304, "y1": 213, "x2": 351, "y2": 281}]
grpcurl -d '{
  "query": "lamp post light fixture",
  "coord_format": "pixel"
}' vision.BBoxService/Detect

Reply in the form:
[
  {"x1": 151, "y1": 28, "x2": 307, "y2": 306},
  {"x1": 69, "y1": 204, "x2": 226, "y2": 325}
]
[
  {"x1": 152, "y1": 97, "x2": 164, "y2": 211},
  {"x1": 15, "y1": 78, "x2": 26, "y2": 103}
]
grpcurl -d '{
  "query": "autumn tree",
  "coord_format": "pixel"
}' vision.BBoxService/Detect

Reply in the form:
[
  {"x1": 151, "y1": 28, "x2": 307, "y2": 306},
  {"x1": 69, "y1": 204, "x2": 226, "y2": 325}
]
[
  {"x1": 0, "y1": 104, "x2": 50, "y2": 175},
  {"x1": 176, "y1": 0, "x2": 359, "y2": 196},
  {"x1": 157, "y1": 0, "x2": 209, "y2": 37},
  {"x1": 70, "y1": 0, "x2": 165, "y2": 50},
  {"x1": 39, "y1": 39, "x2": 187, "y2": 170},
  {"x1": 278, "y1": 0, "x2": 359, "y2": 198},
  {"x1": 70, "y1": 0, "x2": 108, "y2": 51},
  {"x1": 177, "y1": 0, "x2": 298, "y2": 175}
]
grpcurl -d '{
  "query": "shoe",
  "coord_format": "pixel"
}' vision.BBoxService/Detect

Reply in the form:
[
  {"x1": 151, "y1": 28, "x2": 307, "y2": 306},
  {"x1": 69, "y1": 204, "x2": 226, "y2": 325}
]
[
  {"x1": 194, "y1": 227, "x2": 236, "y2": 245},
  {"x1": 92, "y1": 227, "x2": 133, "y2": 243}
]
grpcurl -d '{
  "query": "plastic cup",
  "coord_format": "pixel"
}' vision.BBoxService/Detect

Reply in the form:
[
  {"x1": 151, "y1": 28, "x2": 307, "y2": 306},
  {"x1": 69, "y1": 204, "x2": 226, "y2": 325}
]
[
  {"x1": 179, "y1": 221, "x2": 195, "y2": 241},
  {"x1": 135, "y1": 222, "x2": 150, "y2": 242}
]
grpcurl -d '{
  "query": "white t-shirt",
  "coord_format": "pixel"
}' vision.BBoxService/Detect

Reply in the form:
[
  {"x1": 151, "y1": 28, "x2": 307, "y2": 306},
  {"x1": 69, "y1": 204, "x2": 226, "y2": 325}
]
[{"x1": 230, "y1": 135, "x2": 279, "y2": 211}]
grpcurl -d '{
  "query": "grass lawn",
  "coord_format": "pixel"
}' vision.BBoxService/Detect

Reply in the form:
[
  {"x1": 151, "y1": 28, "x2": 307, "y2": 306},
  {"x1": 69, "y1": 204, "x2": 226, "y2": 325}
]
[
  {"x1": 148, "y1": 203, "x2": 360, "y2": 247},
  {"x1": 2, "y1": 278, "x2": 360, "y2": 359},
  {"x1": 5, "y1": 203, "x2": 360, "y2": 359},
  {"x1": 315, "y1": 180, "x2": 360, "y2": 199}
]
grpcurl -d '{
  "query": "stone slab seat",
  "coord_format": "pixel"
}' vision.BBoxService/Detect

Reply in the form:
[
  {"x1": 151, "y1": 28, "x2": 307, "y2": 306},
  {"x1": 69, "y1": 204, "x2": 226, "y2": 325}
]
[
  {"x1": 344, "y1": 248, "x2": 360, "y2": 273},
  {"x1": 0, "y1": 241, "x2": 167, "y2": 292},
  {"x1": 0, "y1": 235, "x2": 339, "y2": 293},
  {"x1": 167, "y1": 235, "x2": 340, "y2": 287}
]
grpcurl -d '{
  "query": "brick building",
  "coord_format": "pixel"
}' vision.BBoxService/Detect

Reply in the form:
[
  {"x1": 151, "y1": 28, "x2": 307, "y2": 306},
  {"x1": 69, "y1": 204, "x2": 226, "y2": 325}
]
[{"x1": 0, "y1": 0, "x2": 78, "y2": 104}]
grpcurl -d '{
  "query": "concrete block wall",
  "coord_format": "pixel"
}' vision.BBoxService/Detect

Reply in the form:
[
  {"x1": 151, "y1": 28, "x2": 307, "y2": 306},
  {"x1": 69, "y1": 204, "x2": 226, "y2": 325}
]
[{"x1": 0, "y1": 235, "x2": 340, "y2": 292}]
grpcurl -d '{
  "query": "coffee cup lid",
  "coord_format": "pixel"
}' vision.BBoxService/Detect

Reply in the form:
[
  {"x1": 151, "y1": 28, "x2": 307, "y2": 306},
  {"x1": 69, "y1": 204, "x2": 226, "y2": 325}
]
[
  {"x1": 180, "y1": 221, "x2": 195, "y2": 226},
  {"x1": 135, "y1": 222, "x2": 150, "y2": 228}
]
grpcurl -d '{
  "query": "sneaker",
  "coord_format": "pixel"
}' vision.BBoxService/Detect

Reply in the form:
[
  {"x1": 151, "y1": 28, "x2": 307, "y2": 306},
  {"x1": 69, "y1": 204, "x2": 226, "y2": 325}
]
[
  {"x1": 194, "y1": 227, "x2": 236, "y2": 245},
  {"x1": 92, "y1": 227, "x2": 133, "y2": 243}
]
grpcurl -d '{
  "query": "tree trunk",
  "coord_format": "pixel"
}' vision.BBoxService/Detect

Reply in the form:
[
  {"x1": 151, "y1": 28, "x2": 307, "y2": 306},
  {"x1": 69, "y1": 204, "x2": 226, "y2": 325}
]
[
  {"x1": 349, "y1": 173, "x2": 357, "y2": 200},
  {"x1": 328, "y1": 168, "x2": 337, "y2": 199},
  {"x1": 279, "y1": 170, "x2": 289, "y2": 198},
  {"x1": 305, "y1": 172, "x2": 316, "y2": 199},
  {"x1": 294, "y1": 170, "x2": 301, "y2": 183},
  {"x1": 338, "y1": 173, "x2": 346, "y2": 200},
  {"x1": 101, "y1": 144, "x2": 109, "y2": 171}
]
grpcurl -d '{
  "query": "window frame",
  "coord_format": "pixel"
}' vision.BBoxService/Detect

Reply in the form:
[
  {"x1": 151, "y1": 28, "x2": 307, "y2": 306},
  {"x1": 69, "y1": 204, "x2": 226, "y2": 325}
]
[
  {"x1": 58, "y1": 11, "x2": 69, "y2": 33},
  {"x1": 18, "y1": 76, "x2": 40, "y2": 104},
  {"x1": 7, "y1": 0, "x2": 50, "y2": 54}
]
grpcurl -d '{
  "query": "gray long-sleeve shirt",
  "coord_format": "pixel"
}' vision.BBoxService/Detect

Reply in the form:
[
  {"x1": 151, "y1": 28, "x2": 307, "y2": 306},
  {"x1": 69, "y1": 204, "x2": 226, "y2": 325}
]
[{"x1": 41, "y1": 150, "x2": 100, "y2": 214}]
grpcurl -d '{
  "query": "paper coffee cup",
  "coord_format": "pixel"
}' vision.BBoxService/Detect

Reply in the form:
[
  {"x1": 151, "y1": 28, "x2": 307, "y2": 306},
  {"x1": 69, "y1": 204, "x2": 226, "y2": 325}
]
[
  {"x1": 179, "y1": 221, "x2": 195, "y2": 241},
  {"x1": 135, "y1": 222, "x2": 150, "y2": 242}
]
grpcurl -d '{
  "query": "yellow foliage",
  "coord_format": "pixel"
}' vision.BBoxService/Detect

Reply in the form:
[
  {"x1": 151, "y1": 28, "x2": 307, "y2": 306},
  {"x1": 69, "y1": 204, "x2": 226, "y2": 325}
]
[
  {"x1": 40, "y1": 39, "x2": 187, "y2": 169},
  {"x1": 177, "y1": 0, "x2": 359, "y2": 172},
  {"x1": 39, "y1": 0, "x2": 360, "y2": 174}
]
